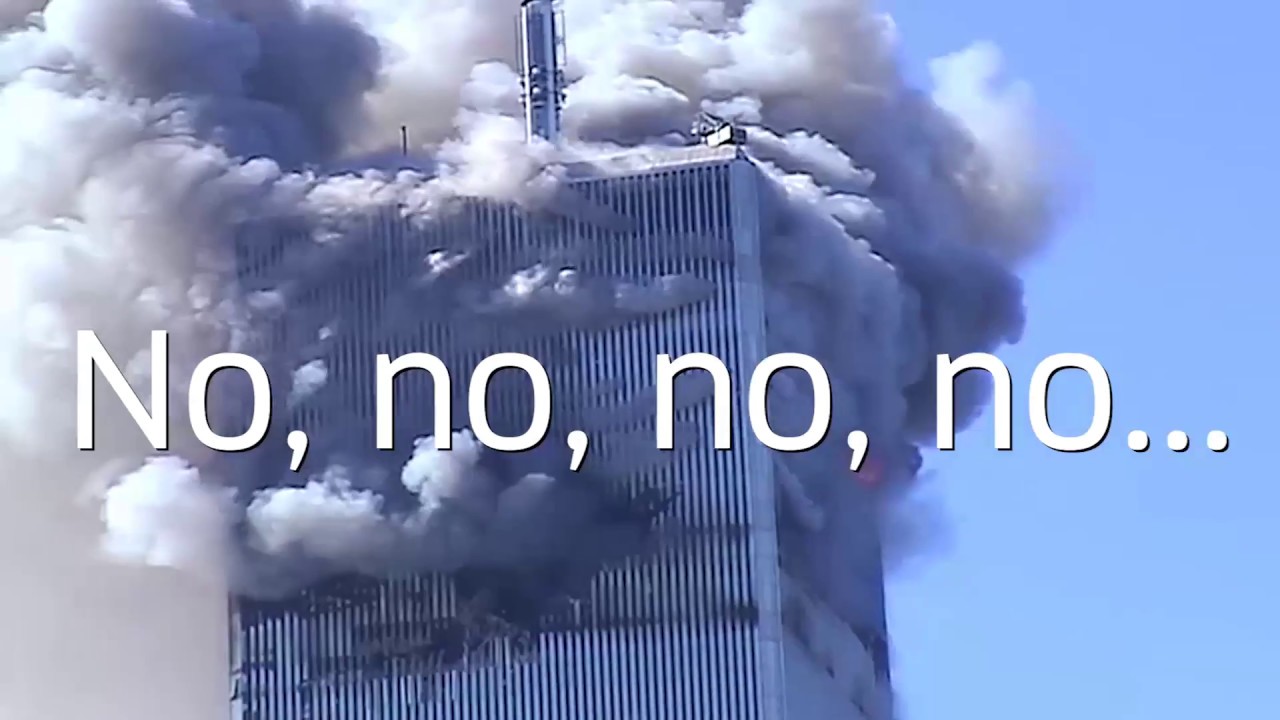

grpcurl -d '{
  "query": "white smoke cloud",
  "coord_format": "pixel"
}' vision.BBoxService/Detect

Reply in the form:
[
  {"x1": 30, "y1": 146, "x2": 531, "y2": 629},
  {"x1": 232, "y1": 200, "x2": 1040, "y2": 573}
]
[
  {"x1": 100, "y1": 456, "x2": 237, "y2": 581},
  {"x1": 287, "y1": 357, "x2": 328, "y2": 405},
  {"x1": 246, "y1": 466, "x2": 391, "y2": 564},
  {"x1": 931, "y1": 40, "x2": 1050, "y2": 261},
  {"x1": 401, "y1": 429, "x2": 485, "y2": 500}
]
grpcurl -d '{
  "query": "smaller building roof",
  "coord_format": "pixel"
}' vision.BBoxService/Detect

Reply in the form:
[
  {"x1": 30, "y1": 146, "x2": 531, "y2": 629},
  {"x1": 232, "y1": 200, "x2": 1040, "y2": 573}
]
[{"x1": 562, "y1": 143, "x2": 745, "y2": 181}]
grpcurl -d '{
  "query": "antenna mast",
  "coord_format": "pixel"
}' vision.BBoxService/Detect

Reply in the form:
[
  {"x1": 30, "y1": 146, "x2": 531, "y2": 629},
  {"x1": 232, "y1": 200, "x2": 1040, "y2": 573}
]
[{"x1": 519, "y1": 0, "x2": 567, "y2": 144}]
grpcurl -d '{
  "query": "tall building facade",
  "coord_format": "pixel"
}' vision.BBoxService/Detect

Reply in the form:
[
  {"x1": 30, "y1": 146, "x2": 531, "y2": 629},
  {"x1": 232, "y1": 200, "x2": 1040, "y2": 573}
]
[{"x1": 228, "y1": 143, "x2": 891, "y2": 719}]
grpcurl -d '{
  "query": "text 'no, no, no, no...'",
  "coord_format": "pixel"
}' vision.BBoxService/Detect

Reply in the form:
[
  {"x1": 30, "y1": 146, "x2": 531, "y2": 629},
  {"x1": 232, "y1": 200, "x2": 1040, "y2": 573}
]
[{"x1": 73, "y1": 331, "x2": 1230, "y2": 474}]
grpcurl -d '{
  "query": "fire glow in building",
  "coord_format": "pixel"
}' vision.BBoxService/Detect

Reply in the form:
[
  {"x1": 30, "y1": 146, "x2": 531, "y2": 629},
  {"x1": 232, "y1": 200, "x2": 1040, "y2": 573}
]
[{"x1": 227, "y1": 1, "x2": 892, "y2": 718}]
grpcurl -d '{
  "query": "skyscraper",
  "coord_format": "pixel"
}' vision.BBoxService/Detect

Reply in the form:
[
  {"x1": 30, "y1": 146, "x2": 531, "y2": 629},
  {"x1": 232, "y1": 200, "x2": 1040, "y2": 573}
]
[
  {"x1": 228, "y1": 137, "x2": 891, "y2": 720},
  {"x1": 228, "y1": 1, "x2": 889, "y2": 715}
]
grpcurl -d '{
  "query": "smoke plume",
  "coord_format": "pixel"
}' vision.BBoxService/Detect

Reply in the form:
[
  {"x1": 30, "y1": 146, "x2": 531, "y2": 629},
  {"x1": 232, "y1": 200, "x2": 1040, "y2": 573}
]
[{"x1": 0, "y1": 0, "x2": 1055, "y2": 717}]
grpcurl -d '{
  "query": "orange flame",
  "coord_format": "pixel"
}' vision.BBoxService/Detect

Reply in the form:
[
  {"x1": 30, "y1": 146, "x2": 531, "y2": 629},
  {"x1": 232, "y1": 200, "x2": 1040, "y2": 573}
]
[{"x1": 854, "y1": 454, "x2": 884, "y2": 486}]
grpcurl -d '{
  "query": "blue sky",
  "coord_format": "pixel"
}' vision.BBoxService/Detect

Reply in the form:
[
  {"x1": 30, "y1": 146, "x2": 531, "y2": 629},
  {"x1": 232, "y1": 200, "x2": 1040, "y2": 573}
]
[{"x1": 884, "y1": 1, "x2": 1278, "y2": 718}]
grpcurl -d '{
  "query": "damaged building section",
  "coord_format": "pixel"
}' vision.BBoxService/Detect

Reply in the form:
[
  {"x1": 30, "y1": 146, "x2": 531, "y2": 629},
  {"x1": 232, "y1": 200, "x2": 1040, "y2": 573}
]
[{"x1": 224, "y1": 145, "x2": 896, "y2": 719}]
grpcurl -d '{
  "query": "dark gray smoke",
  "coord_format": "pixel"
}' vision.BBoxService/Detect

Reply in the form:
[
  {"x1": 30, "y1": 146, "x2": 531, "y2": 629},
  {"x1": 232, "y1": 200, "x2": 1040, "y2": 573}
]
[{"x1": 0, "y1": 1, "x2": 1055, "y2": 718}]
